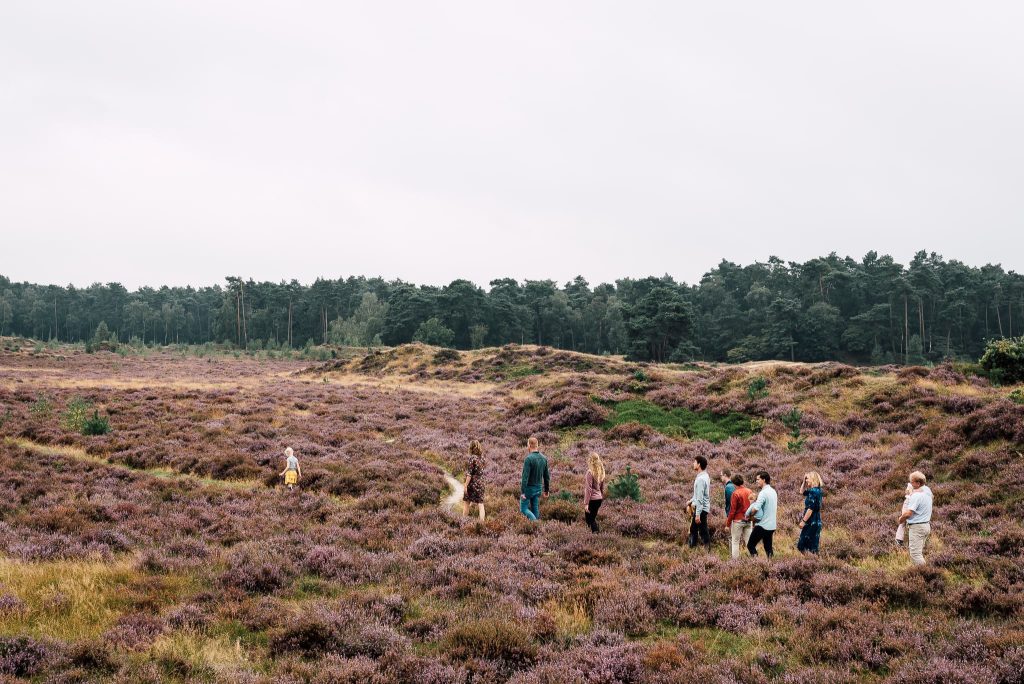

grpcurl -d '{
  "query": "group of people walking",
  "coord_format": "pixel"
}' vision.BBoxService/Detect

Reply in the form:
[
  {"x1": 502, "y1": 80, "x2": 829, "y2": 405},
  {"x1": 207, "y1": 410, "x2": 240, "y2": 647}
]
[{"x1": 277, "y1": 437, "x2": 934, "y2": 564}]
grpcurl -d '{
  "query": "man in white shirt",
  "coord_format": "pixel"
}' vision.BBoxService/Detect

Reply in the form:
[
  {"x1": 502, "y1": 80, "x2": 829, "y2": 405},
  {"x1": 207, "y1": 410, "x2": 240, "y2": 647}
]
[
  {"x1": 897, "y1": 470, "x2": 933, "y2": 565},
  {"x1": 687, "y1": 455, "x2": 712, "y2": 550},
  {"x1": 745, "y1": 471, "x2": 778, "y2": 558}
]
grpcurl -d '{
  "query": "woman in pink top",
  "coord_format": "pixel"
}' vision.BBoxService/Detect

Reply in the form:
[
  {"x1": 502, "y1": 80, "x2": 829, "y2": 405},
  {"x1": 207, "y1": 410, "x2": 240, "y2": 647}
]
[{"x1": 583, "y1": 452, "x2": 606, "y2": 533}]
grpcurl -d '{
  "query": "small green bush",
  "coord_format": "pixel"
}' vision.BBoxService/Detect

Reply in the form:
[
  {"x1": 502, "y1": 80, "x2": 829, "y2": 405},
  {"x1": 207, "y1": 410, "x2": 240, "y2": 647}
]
[
  {"x1": 29, "y1": 396, "x2": 53, "y2": 419},
  {"x1": 747, "y1": 376, "x2": 769, "y2": 400},
  {"x1": 607, "y1": 465, "x2": 642, "y2": 502},
  {"x1": 603, "y1": 400, "x2": 760, "y2": 443},
  {"x1": 781, "y1": 407, "x2": 805, "y2": 452},
  {"x1": 62, "y1": 397, "x2": 93, "y2": 433},
  {"x1": 82, "y1": 410, "x2": 111, "y2": 436},
  {"x1": 1009, "y1": 388, "x2": 1024, "y2": 405},
  {"x1": 979, "y1": 336, "x2": 1024, "y2": 385}
]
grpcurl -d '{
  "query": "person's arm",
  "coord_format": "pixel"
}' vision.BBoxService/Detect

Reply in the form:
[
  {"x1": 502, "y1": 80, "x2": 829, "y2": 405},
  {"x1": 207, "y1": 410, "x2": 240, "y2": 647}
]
[
  {"x1": 520, "y1": 458, "x2": 530, "y2": 498},
  {"x1": 583, "y1": 472, "x2": 592, "y2": 509},
  {"x1": 296, "y1": 465, "x2": 301, "y2": 478},
  {"x1": 543, "y1": 458, "x2": 550, "y2": 495}
]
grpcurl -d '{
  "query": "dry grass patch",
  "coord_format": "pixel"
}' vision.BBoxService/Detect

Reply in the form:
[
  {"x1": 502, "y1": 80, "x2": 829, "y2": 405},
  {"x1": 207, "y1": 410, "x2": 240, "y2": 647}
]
[{"x1": 0, "y1": 557, "x2": 193, "y2": 641}]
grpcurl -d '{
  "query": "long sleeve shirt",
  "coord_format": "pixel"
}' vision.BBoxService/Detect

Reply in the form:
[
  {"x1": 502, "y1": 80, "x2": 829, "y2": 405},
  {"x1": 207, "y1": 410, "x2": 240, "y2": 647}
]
[
  {"x1": 726, "y1": 486, "x2": 753, "y2": 526},
  {"x1": 583, "y1": 471, "x2": 604, "y2": 506},
  {"x1": 690, "y1": 471, "x2": 711, "y2": 515},
  {"x1": 521, "y1": 451, "x2": 550, "y2": 495},
  {"x1": 745, "y1": 485, "x2": 778, "y2": 531},
  {"x1": 724, "y1": 481, "x2": 736, "y2": 517}
]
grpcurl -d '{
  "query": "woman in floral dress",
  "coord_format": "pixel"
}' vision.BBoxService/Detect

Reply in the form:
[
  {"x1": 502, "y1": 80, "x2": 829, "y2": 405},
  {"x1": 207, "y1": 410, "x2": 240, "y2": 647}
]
[{"x1": 463, "y1": 440, "x2": 486, "y2": 521}]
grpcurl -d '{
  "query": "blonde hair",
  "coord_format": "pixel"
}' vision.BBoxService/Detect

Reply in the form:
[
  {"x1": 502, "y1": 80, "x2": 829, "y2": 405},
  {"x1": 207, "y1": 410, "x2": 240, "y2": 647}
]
[
  {"x1": 587, "y1": 452, "x2": 606, "y2": 484},
  {"x1": 804, "y1": 472, "x2": 823, "y2": 488},
  {"x1": 469, "y1": 440, "x2": 483, "y2": 456},
  {"x1": 285, "y1": 447, "x2": 294, "y2": 458},
  {"x1": 909, "y1": 471, "x2": 927, "y2": 485},
  {"x1": 527, "y1": 436, "x2": 539, "y2": 450}
]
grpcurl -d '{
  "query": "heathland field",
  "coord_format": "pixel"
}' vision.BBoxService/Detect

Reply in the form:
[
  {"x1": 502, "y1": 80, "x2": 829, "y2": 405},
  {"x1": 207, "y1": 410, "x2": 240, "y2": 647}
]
[{"x1": 0, "y1": 341, "x2": 1021, "y2": 683}]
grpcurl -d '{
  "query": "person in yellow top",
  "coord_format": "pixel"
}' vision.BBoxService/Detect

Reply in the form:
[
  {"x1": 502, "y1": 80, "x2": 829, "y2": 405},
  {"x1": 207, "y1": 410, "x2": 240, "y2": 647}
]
[{"x1": 279, "y1": 447, "x2": 301, "y2": 490}]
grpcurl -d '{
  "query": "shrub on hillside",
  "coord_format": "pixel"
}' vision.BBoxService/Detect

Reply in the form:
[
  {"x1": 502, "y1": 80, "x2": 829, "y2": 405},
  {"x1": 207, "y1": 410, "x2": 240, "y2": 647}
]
[
  {"x1": 979, "y1": 336, "x2": 1024, "y2": 384},
  {"x1": 82, "y1": 410, "x2": 111, "y2": 435},
  {"x1": 221, "y1": 542, "x2": 296, "y2": 594},
  {"x1": 443, "y1": 617, "x2": 537, "y2": 666},
  {"x1": 270, "y1": 605, "x2": 407, "y2": 659},
  {"x1": 0, "y1": 636, "x2": 50, "y2": 677},
  {"x1": 607, "y1": 466, "x2": 641, "y2": 502}
]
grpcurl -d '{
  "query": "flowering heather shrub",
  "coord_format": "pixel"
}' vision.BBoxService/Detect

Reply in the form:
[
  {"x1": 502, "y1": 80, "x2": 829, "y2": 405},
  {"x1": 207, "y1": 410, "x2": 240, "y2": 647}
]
[
  {"x1": 270, "y1": 604, "x2": 408, "y2": 659},
  {"x1": 221, "y1": 541, "x2": 297, "y2": 594},
  {"x1": 103, "y1": 613, "x2": 166, "y2": 651},
  {"x1": 167, "y1": 603, "x2": 211, "y2": 631},
  {"x1": 0, "y1": 636, "x2": 50, "y2": 677}
]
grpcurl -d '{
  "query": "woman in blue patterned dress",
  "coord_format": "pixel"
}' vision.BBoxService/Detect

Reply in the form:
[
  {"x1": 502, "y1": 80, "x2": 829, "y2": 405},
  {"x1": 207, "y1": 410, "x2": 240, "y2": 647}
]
[{"x1": 797, "y1": 472, "x2": 824, "y2": 554}]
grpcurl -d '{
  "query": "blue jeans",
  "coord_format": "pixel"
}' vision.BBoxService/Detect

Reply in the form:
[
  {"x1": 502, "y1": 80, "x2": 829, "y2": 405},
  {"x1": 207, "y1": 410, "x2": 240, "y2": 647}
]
[{"x1": 520, "y1": 488, "x2": 542, "y2": 520}]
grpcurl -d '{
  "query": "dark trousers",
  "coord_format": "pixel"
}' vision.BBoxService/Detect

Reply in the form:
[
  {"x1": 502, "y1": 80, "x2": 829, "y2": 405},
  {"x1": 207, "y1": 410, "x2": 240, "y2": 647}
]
[
  {"x1": 585, "y1": 498, "x2": 602, "y2": 533},
  {"x1": 748, "y1": 525, "x2": 774, "y2": 558},
  {"x1": 688, "y1": 511, "x2": 710, "y2": 548}
]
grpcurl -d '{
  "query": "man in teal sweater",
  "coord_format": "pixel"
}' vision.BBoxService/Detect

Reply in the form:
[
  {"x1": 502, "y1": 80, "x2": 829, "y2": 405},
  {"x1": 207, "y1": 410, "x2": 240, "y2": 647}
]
[{"x1": 520, "y1": 436, "x2": 550, "y2": 520}]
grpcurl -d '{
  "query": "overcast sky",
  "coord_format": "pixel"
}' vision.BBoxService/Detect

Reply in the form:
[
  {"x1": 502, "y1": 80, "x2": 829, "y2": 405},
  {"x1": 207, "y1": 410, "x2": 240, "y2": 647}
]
[{"x1": 2, "y1": 2, "x2": 1022, "y2": 291}]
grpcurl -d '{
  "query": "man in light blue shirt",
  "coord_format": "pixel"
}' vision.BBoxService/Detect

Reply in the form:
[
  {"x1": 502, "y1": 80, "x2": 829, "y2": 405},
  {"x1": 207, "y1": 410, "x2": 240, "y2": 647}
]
[
  {"x1": 897, "y1": 471, "x2": 933, "y2": 565},
  {"x1": 745, "y1": 471, "x2": 777, "y2": 558},
  {"x1": 687, "y1": 456, "x2": 711, "y2": 550}
]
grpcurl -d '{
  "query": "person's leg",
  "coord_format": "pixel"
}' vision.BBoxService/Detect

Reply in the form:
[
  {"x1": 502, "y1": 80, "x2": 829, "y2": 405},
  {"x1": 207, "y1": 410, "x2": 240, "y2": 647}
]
[
  {"x1": 463, "y1": 501, "x2": 469, "y2": 516},
  {"x1": 529, "y1": 493, "x2": 541, "y2": 520},
  {"x1": 894, "y1": 522, "x2": 905, "y2": 545},
  {"x1": 809, "y1": 525, "x2": 821, "y2": 554},
  {"x1": 748, "y1": 525, "x2": 764, "y2": 556},
  {"x1": 908, "y1": 524, "x2": 929, "y2": 565},
  {"x1": 520, "y1": 496, "x2": 538, "y2": 521},
  {"x1": 589, "y1": 499, "x2": 602, "y2": 533},
  {"x1": 743, "y1": 522, "x2": 753, "y2": 552},
  {"x1": 479, "y1": 503, "x2": 485, "y2": 522},
  {"x1": 763, "y1": 530, "x2": 774, "y2": 559},
  {"x1": 730, "y1": 522, "x2": 741, "y2": 558},
  {"x1": 698, "y1": 512, "x2": 710, "y2": 549},
  {"x1": 687, "y1": 516, "x2": 698, "y2": 548}
]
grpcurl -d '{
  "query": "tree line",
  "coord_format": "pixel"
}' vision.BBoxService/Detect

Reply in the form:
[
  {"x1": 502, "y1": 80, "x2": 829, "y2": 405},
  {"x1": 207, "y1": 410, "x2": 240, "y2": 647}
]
[{"x1": 2, "y1": 250, "x2": 1022, "y2": 364}]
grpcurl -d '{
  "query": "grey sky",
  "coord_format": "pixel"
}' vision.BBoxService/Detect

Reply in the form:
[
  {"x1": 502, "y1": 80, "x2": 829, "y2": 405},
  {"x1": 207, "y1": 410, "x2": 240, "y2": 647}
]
[{"x1": 2, "y1": 1, "x2": 1023, "y2": 290}]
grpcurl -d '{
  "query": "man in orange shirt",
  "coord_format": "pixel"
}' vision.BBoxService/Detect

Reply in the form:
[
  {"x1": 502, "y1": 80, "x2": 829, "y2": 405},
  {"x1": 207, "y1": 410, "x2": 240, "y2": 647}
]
[{"x1": 723, "y1": 474, "x2": 753, "y2": 559}]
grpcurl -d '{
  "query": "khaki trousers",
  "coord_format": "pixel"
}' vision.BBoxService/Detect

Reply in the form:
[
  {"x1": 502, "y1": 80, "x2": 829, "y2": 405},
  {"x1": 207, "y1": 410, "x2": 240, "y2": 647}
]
[
  {"x1": 908, "y1": 523, "x2": 930, "y2": 565},
  {"x1": 730, "y1": 521, "x2": 752, "y2": 559}
]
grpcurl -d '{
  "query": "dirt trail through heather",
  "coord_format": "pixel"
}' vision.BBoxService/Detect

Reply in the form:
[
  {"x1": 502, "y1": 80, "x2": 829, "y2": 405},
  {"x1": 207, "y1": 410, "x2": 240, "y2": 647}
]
[
  {"x1": 3, "y1": 437, "x2": 259, "y2": 491},
  {"x1": 441, "y1": 471, "x2": 464, "y2": 511},
  {"x1": 7, "y1": 437, "x2": 469, "y2": 515}
]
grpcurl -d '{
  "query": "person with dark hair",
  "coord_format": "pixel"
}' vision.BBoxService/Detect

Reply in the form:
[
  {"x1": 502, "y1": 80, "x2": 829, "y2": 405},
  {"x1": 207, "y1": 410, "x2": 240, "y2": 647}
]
[
  {"x1": 519, "y1": 436, "x2": 550, "y2": 521},
  {"x1": 745, "y1": 471, "x2": 777, "y2": 558},
  {"x1": 724, "y1": 474, "x2": 753, "y2": 558},
  {"x1": 463, "y1": 440, "x2": 486, "y2": 522},
  {"x1": 687, "y1": 455, "x2": 711, "y2": 550},
  {"x1": 720, "y1": 469, "x2": 735, "y2": 518}
]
